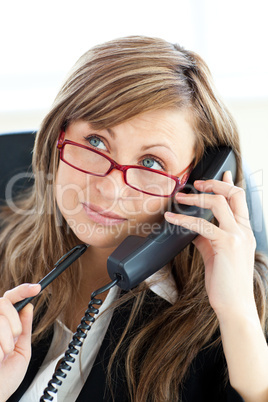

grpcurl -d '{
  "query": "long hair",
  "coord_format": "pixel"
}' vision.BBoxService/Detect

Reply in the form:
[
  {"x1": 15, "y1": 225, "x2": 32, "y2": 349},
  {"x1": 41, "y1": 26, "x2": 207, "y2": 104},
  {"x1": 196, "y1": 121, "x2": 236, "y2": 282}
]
[{"x1": 0, "y1": 36, "x2": 267, "y2": 401}]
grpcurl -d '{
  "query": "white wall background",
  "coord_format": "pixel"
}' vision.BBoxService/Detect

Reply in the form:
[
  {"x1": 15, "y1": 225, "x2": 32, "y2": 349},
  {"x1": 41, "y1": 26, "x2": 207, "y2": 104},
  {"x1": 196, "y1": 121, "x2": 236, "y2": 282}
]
[{"x1": 0, "y1": 0, "x2": 267, "y2": 231}]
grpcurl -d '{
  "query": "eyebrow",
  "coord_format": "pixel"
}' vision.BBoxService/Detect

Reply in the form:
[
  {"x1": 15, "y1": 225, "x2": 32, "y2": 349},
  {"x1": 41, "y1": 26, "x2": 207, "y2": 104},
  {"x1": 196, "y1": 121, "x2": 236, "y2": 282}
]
[
  {"x1": 141, "y1": 143, "x2": 178, "y2": 161},
  {"x1": 106, "y1": 128, "x2": 177, "y2": 157},
  {"x1": 141, "y1": 143, "x2": 172, "y2": 151}
]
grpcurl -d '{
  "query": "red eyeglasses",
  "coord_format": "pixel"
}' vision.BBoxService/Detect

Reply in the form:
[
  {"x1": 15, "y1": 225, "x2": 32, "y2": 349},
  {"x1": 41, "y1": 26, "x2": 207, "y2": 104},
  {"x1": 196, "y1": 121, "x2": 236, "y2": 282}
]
[{"x1": 57, "y1": 131, "x2": 192, "y2": 197}]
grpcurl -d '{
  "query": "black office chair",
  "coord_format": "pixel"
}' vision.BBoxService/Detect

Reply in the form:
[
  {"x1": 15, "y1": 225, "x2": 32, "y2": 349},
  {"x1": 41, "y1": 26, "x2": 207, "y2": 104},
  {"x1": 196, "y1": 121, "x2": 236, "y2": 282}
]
[
  {"x1": 0, "y1": 131, "x2": 267, "y2": 254},
  {"x1": 0, "y1": 131, "x2": 36, "y2": 206}
]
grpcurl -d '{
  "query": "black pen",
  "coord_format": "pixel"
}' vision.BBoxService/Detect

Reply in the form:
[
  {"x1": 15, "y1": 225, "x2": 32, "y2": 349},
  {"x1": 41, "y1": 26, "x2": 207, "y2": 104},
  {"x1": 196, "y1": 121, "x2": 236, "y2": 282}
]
[{"x1": 14, "y1": 244, "x2": 88, "y2": 312}]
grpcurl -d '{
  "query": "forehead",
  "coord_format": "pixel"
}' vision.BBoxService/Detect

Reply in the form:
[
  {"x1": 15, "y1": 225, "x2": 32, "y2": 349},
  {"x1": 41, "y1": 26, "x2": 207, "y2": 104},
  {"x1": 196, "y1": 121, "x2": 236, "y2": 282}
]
[
  {"x1": 71, "y1": 108, "x2": 195, "y2": 138},
  {"x1": 124, "y1": 108, "x2": 195, "y2": 139},
  {"x1": 110, "y1": 108, "x2": 196, "y2": 160}
]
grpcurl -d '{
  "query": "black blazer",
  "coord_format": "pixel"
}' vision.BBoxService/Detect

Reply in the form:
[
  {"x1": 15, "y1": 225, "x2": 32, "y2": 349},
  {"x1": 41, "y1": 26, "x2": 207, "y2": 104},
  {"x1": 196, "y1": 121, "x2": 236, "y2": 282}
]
[{"x1": 8, "y1": 290, "x2": 244, "y2": 402}]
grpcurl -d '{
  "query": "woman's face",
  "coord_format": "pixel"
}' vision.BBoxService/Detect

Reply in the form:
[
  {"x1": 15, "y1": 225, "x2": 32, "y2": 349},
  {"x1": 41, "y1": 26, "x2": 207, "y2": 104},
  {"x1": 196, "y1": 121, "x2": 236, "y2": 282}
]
[{"x1": 55, "y1": 109, "x2": 195, "y2": 248}]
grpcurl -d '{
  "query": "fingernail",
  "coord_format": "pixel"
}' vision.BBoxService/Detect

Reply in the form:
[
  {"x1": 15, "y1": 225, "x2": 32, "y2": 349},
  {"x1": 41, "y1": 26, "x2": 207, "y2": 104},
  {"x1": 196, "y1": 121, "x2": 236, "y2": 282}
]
[
  {"x1": 28, "y1": 284, "x2": 41, "y2": 293},
  {"x1": 226, "y1": 170, "x2": 233, "y2": 182},
  {"x1": 175, "y1": 192, "x2": 187, "y2": 197},
  {"x1": 165, "y1": 212, "x2": 174, "y2": 218},
  {"x1": 194, "y1": 180, "x2": 205, "y2": 186}
]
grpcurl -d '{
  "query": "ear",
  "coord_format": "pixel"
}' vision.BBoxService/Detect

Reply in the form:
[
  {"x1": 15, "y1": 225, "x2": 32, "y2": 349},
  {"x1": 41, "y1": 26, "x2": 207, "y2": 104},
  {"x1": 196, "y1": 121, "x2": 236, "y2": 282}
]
[{"x1": 57, "y1": 130, "x2": 65, "y2": 147}]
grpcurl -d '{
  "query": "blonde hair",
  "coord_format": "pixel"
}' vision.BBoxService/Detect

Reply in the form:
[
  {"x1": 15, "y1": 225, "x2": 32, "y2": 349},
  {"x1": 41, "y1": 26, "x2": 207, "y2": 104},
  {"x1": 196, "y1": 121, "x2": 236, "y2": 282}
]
[{"x1": 0, "y1": 36, "x2": 267, "y2": 401}]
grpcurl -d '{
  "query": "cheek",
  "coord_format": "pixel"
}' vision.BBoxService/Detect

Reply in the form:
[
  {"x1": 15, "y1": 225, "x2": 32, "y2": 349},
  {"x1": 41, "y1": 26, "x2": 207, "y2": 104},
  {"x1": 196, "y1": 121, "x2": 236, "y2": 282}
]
[
  {"x1": 128, "y1": 197, "x2": 169, "y2": 238},
  {"x1": 55, "y1": 163, "x2": 86, "y2": 216},
  {"x1": 137, "y1": 197, "x2": 170, "y2": 223}
]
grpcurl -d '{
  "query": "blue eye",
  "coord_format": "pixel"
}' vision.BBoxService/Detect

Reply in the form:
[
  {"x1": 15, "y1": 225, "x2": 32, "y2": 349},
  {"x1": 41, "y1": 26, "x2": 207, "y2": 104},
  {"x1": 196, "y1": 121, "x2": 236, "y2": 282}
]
[
  {"x1": 142, "y1": 157, "x2": 163, "y2": 171},
  {"x1": 89, "y1": 137, "x2": 100, "y2": 147},
  {"x1": 86, "y1": 136, "x2": 107, "y2": 150}
]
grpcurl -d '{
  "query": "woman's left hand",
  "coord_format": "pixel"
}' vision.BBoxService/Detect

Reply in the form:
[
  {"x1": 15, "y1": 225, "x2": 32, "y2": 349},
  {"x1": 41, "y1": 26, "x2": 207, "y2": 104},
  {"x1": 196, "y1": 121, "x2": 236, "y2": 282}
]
[
  {"x1": 165, "y1": 171, "x2": 268, "y2": 401},
  {"x1": 164, "y1": 171, "x2": 257, "y2": 321}
]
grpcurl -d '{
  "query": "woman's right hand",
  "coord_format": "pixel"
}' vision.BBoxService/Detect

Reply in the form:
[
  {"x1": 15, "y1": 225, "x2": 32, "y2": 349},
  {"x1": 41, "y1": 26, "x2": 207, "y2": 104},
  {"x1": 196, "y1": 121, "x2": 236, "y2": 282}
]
[{"x1": 0, "y1": 283, "x2": 41, "y2": 402}]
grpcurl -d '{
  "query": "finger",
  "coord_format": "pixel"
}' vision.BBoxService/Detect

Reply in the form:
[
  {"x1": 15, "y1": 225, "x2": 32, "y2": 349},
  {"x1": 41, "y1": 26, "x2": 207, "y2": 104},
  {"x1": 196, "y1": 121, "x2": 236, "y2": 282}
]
[
  {"x1": 15, "y1": 303, "x2": 34, "y2": 363},
  {"x1": 222, "y1": 170, "x2": 234, "y2": 185},
  {"x1": 175, "y1": 192, "x2": 235, "y2": 232},
  {"x1": 3, "y1": 284, "x2": 41, "y2": 305},
  {"x1": 0, "y1": 315, "x2": 16, "y2": 358},
  {"x1": 194, "y1": 179, "x2": 250, "y2": 228},
  {"x1": 164, "y1": 211, "x2": 221, "y2": 241},
  {"x1": 1, "y1": 284, "x2": 40, "y2": 337},
  {"x1": 0, "y1": 298, "x2": 22, "y2": 338}
]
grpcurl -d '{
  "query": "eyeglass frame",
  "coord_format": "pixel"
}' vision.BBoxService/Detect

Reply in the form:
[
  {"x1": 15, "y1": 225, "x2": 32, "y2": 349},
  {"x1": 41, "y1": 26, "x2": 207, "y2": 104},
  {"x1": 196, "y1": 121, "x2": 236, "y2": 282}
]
[{"x1": 57, "y1": 130, "x2": 193, "y2": 198}]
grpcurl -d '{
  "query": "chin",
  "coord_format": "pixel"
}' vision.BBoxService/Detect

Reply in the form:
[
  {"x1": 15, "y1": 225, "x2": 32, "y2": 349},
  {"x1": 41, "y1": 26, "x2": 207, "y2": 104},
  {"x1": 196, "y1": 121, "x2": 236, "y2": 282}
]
[{"x1": 74, "y1": 227, "x2": 128, "y2": 249}]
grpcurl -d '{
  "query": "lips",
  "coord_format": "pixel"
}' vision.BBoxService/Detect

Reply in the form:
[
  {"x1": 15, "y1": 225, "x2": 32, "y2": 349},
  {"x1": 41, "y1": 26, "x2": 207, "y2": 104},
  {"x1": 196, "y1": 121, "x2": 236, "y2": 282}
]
[{"x1": 82, "y1": 202, "x2": 127, "y2": 225}]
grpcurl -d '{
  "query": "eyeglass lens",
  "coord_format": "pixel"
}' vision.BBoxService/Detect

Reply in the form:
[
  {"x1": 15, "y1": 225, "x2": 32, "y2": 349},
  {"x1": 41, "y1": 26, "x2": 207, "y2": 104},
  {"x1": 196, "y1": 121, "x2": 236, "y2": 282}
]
[{"x1": 63, "y1": 143, "x2": 176, "y2": 196}]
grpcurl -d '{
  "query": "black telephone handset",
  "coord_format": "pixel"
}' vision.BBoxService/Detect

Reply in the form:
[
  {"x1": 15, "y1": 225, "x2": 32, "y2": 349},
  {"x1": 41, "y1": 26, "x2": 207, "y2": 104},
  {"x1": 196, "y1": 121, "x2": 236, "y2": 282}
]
[{"x1": 107, "y1": 146, "x2": 237, "y2": 290}]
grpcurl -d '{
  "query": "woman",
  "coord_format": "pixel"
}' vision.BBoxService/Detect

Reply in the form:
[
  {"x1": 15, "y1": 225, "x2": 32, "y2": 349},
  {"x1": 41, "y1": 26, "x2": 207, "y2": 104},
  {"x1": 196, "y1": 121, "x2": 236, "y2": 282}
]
[{"x1": 0, "y1": 36, "x2": 268, "y2": 402}]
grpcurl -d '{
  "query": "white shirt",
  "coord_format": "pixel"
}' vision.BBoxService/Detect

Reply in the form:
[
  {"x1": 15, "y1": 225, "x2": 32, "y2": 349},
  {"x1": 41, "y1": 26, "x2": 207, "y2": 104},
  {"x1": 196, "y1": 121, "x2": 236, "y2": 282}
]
[{"x1": 20, "y1": 269, "x2": 177, "y2": 402}]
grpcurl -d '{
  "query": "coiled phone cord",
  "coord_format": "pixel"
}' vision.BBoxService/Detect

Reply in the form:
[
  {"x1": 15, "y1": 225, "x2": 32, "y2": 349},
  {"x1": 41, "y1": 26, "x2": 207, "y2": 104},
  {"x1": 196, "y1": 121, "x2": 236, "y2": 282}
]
[{"x1": 39, "y1": 277, "x2": 119, "y2": 402}]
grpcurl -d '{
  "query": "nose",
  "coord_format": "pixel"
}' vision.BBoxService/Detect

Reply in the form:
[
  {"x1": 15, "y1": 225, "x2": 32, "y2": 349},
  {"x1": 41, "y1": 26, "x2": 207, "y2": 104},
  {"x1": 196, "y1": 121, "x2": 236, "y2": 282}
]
[{"x1": 95, "y1": 168, "x2": 132, "y2": 200}]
